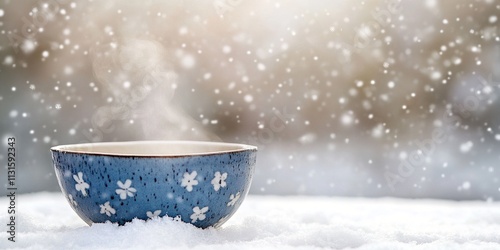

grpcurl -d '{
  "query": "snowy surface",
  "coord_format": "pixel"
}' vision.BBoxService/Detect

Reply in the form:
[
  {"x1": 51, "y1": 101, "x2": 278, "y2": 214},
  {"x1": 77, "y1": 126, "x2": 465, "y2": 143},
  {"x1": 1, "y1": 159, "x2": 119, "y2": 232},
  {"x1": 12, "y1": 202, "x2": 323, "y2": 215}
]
[{"x1": 1, "y1": 193, "x2": 500, "y2": 249}]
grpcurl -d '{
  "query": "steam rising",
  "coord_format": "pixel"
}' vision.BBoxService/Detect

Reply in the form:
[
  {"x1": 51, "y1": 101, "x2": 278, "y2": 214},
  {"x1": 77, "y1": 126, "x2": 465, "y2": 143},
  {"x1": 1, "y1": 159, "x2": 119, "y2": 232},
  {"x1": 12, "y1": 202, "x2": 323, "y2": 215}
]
[{"x1": 91, "y1": 39, "x2": 220, "y2": 141}]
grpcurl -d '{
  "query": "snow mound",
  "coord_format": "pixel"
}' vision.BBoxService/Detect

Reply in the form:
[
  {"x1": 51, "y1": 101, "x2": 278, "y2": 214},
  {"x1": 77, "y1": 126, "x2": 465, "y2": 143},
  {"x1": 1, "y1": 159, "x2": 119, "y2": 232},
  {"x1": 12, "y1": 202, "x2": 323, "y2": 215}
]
[{"x1": 1, "y1": 193, "x2": 500, "y2": 249}]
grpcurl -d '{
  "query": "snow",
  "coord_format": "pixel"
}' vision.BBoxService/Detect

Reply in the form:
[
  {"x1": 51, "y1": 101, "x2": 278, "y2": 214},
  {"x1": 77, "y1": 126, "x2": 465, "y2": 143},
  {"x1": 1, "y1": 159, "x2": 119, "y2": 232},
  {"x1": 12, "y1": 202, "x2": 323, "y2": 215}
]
[
  {"x1": 3, "y1": 56, "x2": 13, "y2": 65},
  {"x1": 243, "y1": 94, "x2": 253, "y2": 103},
  {"x1": 341, "y1": 112, "x2": 354, "y2": 125},
  {"x1": 20, "y1": 40, "x2": 36, "y2": 54},
  {"x1": 181, "y1": 54, "x2": 196, "y2": 69},
  {"x1": 1, "y1": 193, "x2": 500, "y2": 250},
  {"x1": 9, "y1": 110, "x2": 18, "y2": 118},
  {"x1": 459, "y1": 141, "x2": 473, "y2": 153},
  {"x1": 489, "y1": 16, "x2": 497, "y2": 23}
]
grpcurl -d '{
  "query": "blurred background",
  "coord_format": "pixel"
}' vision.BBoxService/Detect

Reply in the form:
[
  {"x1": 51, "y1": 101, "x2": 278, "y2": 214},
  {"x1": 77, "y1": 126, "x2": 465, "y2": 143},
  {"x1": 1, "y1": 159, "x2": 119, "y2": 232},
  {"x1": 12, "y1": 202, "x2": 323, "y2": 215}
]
[{"x1": 1, "y1": 0, "x2": 500, "y2": 200}]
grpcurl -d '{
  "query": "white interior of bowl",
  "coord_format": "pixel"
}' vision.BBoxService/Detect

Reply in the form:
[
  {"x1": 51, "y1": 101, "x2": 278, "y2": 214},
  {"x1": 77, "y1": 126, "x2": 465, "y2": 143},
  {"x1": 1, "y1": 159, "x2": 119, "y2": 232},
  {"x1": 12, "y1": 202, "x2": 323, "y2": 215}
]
[{"x1": 51, "y1": 141, "x2": 257, "y2": 157}]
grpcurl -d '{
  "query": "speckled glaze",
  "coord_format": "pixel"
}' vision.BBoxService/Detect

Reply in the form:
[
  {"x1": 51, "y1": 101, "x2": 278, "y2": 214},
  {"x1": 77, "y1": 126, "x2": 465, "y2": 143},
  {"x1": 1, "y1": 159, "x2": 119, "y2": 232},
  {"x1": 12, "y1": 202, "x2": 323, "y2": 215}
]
[{"x1": 51, "y1": 141, "x2": 257, "y2": 228}]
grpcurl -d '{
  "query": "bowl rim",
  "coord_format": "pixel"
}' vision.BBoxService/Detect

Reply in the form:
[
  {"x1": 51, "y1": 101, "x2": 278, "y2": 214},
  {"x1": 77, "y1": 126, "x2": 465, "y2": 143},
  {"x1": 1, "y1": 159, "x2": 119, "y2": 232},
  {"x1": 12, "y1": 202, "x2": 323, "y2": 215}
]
[{"x1": 51, "y1": 140, "x2": 257, "y2": 158}]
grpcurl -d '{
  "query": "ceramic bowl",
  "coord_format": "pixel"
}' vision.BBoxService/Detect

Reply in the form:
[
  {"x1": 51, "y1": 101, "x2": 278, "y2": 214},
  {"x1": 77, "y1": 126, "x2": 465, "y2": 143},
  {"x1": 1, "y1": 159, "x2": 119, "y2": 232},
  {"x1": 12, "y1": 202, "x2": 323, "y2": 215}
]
[{"x1": 51, "y1": 141, "x2": 257, "y2": 228}]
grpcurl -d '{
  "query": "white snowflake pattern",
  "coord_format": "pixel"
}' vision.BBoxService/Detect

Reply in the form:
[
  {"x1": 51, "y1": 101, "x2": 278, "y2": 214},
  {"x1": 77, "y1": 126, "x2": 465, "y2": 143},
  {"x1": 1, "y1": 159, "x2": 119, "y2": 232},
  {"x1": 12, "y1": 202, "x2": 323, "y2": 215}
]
[
  {"x1": 99, "y1": 201, "x2": 116, "y2": 217},
  {"x1": 68, "y1": 194, "x2": 78, "y2": 206},
  {"x1": 73, "y1": 172, "x2": 90, "y2": 196},
  {"x1": 181, "y1": 171, "x2": 199, "y2": 192},
  {"x1": 227, "y1": 192, "x2": 241, "y2": 207},
  {"x1": 115, "y1": 179, "x2": 137, "y2": 200},
  {"x1": 146, "y1": 210, "x2": 161, "y2": 219},
  {"x1": 211, "y1": 171, "x2": 227, "y2": 191},
  {"x1": 190, "y1": 206, "x2": 209, "y2": 223}
]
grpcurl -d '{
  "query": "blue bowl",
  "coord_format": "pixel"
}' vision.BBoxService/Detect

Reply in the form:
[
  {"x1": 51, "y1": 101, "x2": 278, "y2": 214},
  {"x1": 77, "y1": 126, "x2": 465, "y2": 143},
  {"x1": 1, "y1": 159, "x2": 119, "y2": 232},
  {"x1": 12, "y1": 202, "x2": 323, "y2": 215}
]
[{"x1": 51, "y1": 141, "x2": 257, "y2": 228}]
